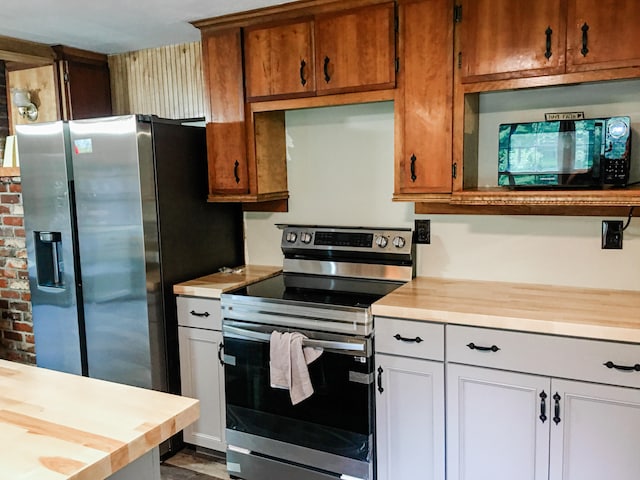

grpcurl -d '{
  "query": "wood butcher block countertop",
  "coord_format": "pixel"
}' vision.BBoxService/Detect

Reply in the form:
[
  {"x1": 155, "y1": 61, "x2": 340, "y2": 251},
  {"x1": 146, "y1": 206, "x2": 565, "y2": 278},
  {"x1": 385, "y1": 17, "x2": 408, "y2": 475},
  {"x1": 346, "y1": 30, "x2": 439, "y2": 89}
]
[
  {"x1": 173, "y1": 265, "x2": 281, "y2": 299},
  {"x1": 372, "y1": 277, "x2": 640, "y2": 343},
  {"x1": 0, "y1": 360, "x2": 199, "y2": 480}
]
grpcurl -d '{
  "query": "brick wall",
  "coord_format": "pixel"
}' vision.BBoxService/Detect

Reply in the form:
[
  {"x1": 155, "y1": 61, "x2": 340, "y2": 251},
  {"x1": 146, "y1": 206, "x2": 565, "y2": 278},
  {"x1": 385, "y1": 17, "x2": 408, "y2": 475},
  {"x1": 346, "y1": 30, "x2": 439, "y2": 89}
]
[
  {"x1": 0, "y1": 176, "x2": 32, "y2": 363},
  {"x1": 0, "y1": 62, "x2": 33, "y2": 363}
]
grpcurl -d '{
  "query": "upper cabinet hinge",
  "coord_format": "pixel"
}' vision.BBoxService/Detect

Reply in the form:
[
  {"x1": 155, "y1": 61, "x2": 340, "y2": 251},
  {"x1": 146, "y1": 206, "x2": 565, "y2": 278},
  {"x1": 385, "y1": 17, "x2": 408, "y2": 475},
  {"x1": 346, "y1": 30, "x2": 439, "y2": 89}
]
[
  {"x1": 457, "y1": 52, "x2": 462, "y2": 69},
  {"x1": 63, "y1": 71, "x2": 70, "y2": 84},
  {"x1": 394, "y1": 14, "x2": 399, "y2": 33},
  {"x1": 452, "y1": 162, "x2": 458, "y2": 179},
  {"x1": 454, "y1": 5, "x2": 462, "y2": 23},
  {"x1": 395, "y1": 58, "x2": 400, "y2": 73}
]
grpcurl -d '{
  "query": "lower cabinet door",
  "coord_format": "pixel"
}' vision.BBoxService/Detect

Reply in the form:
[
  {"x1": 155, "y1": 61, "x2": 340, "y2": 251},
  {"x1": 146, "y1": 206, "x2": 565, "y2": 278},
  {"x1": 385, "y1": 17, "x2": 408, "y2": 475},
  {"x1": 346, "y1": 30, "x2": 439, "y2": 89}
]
[
  {"x1": 178, "y1": 326, "x2": 226, "y2": 451},
  {"x1": 375, "y1": 354, "x2": 445, "y2": 480},
  {"x1": 446, "y1": 364, "x2": 550, "y2": 480},
  {"x1": 549, "y1": 379, "x2": 640, "y2": 480}
]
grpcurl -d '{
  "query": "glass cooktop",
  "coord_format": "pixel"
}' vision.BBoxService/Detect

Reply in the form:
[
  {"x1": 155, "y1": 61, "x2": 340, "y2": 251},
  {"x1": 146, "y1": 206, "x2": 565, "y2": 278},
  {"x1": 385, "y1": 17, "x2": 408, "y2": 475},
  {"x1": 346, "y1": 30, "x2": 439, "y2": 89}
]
[{"x1": 228, "y1": 273, "x2": 403, "y2": 310}]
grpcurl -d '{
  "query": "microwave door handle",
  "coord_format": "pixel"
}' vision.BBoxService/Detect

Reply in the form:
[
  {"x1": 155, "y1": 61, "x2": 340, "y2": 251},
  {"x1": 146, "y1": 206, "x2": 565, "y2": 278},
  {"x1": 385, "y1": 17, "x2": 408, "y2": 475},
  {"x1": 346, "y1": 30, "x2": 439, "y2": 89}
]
[{"x1": 223, "y1": 325, "x2": 366, "y2": 353}]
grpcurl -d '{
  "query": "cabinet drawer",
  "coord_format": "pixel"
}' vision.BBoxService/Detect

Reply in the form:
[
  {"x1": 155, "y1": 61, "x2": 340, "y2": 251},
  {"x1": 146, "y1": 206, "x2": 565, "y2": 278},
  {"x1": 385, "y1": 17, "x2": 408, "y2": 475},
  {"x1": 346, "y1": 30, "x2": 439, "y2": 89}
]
[
  {"x1": 447, "y1": 325, "x2": 640, "y2": 389},
  {"x1": 375, "y1": 317, "x2": 444, "y2": 361},
  {"x1": 176, "y1": 296, "x2": 221, "y2": 330}
]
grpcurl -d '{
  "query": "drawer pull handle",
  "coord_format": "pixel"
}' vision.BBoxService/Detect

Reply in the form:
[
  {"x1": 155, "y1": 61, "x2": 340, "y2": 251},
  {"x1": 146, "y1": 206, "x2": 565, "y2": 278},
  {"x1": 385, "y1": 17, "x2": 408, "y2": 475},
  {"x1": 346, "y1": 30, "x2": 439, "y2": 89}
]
[
  {"x1": 466, "y1": 342, "x2": 500, "y2": 352},
  {"x1": 394, "y1": 333, "x2": 423, "y2": 343},
  {"x1": 539, "y1": 391, "x2": 547, "y2": 423},
  {"x1": 544, "y1": 26, "x2": 553, "y2": 60},
  {"x1": 410, "y1": 154, "x2": 417, "y2": 182},
  {"x1": 189, "y1": 310, "x2": 210, "y2": 318},
  {"x1": 603, "y1": 361, "x2": 640, "y2": 372},
  {"x1": 581, "y1": 22, "x2": 589, "y2": 57},
  {"x1": 299, "y1": 59, "x2": 307, "y2": 86},
  {"x1": 323, "y1": 56, "x2": 331, "y2": 83},
  {"x1": 553, "y1": 392, "x2": 561, "y2": 425},
  {"x1": 233, "y1": 160, "x2": 240, "y2": 184},
  {"x1": 218, "y1": 342, "x2": 225, "y2": 366},
  {"x1": 377, "y1": 366, "x2": 384, "y2": 394}
]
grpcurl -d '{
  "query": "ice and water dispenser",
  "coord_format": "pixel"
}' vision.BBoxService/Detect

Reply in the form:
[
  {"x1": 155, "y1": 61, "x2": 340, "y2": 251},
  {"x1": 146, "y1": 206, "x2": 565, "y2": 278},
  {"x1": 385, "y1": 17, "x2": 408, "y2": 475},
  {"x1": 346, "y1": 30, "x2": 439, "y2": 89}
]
[{"x1": 34, "y1": 231, "x2": 64, "y2": 288}]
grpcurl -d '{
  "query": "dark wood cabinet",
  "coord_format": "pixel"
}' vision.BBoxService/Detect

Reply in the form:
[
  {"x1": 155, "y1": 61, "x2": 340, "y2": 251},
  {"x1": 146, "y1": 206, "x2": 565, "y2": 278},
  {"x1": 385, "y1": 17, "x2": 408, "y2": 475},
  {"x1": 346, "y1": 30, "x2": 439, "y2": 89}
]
[
  {"x1": 201, "y1": 28, "x2": 249, "y2": 195},
  {"x1": 566, "y1": 0, "x2": 640, "y2": 72},
  {"x1": 458, "y1": 0, "x2": 640, "y2": 83},
  {"x1": 52, "y1": 46, "x2": 112, "y2": 120},
  {"x1": 458, "y1": 0, "x2": 566, "y2": 83},
  {"x1": 244, "y1": 20, "x2": 315, "y2": 101},
  {"x1": 395, "y1": 0, "x2": 453, "y2": 196},
  {"x1": 201, "y1": 27, "x2": 288, "y2": 203},
  {"x1": 315, "y1": 3, "x2": 396, "y2": 95},
  {"x1": 243, "y1": 2, "x2": 396, "y2": 102}
]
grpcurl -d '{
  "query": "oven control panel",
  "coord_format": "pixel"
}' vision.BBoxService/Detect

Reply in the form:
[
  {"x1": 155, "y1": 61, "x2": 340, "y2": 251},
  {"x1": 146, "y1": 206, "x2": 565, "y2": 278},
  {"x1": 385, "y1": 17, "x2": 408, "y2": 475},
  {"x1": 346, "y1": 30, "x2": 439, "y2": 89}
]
[{"x1": 280, "y1": 225, "x2": 413, "y2": 255}]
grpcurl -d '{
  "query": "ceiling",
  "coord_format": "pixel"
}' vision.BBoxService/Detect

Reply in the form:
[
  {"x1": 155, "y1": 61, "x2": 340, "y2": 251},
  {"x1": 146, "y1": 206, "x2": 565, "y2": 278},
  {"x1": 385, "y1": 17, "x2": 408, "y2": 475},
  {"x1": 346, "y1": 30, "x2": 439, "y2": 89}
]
[{"x1": 0, "y1": 0, "x2": 289, "y2": 55}]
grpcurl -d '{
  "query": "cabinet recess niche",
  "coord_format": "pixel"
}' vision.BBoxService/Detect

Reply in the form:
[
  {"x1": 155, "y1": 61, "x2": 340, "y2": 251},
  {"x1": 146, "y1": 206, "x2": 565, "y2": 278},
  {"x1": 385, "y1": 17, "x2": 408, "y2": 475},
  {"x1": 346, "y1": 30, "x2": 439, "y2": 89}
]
[
  {"x1": 421, "y1": 0, "x2": 640, "y2": 215},
  {"x1": 194, "y1": 0, "x2": 397, "y2": 209}
]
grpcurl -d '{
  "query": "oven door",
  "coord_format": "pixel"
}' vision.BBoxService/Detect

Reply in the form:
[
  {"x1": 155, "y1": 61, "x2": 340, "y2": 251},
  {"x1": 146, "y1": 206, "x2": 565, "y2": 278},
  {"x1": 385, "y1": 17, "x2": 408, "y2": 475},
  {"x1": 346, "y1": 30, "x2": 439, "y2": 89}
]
[{"x1": 222, "y1": 319, "x2": 374, "y2": 478}]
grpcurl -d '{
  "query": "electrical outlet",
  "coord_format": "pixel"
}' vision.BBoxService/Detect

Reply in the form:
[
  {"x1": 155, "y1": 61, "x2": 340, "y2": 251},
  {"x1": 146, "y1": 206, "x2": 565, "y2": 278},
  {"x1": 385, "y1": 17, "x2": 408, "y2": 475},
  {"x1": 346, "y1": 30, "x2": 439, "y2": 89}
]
[
  {"x1": 415, "y1": 219, "x2": 430, "y2": 244},
  {"x1": 602, "y1": 220, "x2": 623, "y2": 249}
]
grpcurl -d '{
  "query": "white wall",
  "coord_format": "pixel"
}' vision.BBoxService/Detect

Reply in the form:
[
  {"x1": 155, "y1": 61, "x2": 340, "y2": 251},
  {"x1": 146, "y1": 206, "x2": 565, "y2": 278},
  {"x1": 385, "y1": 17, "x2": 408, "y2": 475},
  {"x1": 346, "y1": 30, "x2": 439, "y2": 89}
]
[{"x1": 244, "y1": 96, "x2": 640, "y2": 292}]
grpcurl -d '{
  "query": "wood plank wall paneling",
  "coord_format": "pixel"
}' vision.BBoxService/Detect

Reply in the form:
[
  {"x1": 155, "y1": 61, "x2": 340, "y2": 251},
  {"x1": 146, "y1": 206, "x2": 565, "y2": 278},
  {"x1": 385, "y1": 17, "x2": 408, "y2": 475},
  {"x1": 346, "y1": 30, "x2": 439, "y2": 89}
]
[{"x1": 108, "y1": 42, "x2": 206, "y2": 120}]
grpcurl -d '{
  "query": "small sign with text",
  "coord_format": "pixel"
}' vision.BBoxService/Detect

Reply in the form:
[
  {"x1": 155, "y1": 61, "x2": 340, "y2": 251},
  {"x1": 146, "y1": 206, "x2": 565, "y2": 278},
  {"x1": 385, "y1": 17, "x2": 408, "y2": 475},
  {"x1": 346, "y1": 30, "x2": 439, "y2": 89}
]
[{"x1": 544, "y1": 112, "x2": 585, "y2": 121}]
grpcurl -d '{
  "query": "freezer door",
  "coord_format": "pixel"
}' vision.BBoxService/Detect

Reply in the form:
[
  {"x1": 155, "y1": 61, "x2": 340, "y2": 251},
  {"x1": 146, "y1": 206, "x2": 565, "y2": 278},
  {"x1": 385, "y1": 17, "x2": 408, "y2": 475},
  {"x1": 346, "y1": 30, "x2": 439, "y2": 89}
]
[
  {"x1": 69, "y1": 115, "x2": 158, "y2": 389},
  {"x1": 17, "y1": 121, "x2": 84, "y2": 375}
]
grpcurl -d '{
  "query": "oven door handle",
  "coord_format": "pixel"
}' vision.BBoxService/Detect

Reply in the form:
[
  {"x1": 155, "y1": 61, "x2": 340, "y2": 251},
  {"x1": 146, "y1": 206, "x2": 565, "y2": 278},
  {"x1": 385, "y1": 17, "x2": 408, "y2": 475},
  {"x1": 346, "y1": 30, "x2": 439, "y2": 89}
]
[{"x1": 223, "y1": 325, "x2": 366, "y2": 353}]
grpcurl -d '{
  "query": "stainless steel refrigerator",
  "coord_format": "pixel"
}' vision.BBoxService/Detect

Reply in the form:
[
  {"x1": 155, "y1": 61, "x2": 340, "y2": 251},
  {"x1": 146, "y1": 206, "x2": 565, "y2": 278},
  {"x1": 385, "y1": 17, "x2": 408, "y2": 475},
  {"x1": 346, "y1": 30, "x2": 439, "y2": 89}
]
[{"x1": 17, "y1": 114, "x2": 244, "y2": 396}]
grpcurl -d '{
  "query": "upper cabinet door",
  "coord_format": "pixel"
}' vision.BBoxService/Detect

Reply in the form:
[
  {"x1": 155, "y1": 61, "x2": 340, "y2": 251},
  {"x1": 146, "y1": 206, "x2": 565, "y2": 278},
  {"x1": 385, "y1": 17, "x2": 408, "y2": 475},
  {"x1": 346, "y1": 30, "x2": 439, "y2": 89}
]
[
  {"x1": 566, "y1": 0, "x2": 640, "y2": 72},
  {"x1": 315, "y1": 2, "x2": 396, "y2": 95},
  {"x1": 244, "y1": 20, "x2": 316, "y2": 101},
  {"x1": 459, "y1": 0, "x2": 566, "y2": 82},
  {"x1": 201, "y1": 28, "x2": 249, "y2": 195},
  {"x1": 396, "y1": 0, "x2": 453, "y2": 194}
]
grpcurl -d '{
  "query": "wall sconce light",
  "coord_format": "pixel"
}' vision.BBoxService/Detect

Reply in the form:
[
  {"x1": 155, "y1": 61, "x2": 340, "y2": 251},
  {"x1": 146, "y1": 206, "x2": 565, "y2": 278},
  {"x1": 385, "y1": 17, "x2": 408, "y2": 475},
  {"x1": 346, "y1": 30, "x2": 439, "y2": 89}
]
[{"x1": 11, "y1": 88, "x2": 38, "y2": 122}]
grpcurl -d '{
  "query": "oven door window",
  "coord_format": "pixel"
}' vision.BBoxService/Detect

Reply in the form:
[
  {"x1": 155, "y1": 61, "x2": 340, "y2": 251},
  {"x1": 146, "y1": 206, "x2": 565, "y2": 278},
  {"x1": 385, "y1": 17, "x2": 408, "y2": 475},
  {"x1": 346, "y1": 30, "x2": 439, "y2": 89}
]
[{"x1": 224, "y1": 334, "x2": 373, "y2": 462}]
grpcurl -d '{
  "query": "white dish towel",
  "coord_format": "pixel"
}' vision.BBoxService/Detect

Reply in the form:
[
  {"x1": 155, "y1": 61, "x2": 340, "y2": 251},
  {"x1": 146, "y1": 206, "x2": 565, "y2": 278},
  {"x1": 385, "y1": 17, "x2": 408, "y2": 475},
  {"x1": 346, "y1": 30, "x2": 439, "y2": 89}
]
[{"x1": 270, "y1": 331, "x2": 323, "y2": 405}]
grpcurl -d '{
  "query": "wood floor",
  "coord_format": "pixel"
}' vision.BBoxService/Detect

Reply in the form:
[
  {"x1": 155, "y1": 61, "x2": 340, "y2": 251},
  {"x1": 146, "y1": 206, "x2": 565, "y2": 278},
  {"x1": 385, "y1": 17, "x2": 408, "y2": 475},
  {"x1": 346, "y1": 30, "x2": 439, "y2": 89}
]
[{"x1": 161, "y1": 447, "x2": 230, "y2": 480}]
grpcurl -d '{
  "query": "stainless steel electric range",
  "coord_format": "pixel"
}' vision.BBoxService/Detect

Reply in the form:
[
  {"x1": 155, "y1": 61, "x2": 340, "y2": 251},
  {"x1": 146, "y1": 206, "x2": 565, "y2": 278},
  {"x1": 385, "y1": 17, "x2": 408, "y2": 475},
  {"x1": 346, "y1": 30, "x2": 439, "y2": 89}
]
[{"x1": 220, "y1": 225, "x2": 415, "y2": 480}]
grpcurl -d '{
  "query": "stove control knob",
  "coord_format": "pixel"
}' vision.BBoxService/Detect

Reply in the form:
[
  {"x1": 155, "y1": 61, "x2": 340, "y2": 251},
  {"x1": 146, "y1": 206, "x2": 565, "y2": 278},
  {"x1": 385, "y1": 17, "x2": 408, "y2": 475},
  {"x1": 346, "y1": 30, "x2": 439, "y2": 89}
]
[
  {"x1": 376, "y1": 235, "x2": 388, "y2": 248},
  {"x1": 301, "y1": 232, "x2": 313, "y2": 244},
  {"x1": 285, "y1": 232, "x2": 298, "y2": 243},
  {"x1": 393, "y1": 236, "x2": 406, "y2": 248}
]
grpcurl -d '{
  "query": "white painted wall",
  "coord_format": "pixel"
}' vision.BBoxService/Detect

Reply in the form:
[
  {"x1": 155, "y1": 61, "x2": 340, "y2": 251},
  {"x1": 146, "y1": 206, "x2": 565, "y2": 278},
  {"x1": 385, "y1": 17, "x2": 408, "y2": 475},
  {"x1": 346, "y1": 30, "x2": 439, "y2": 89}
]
[{"x1": 244, "y1": 89, "x2": 640, "y2": 292}]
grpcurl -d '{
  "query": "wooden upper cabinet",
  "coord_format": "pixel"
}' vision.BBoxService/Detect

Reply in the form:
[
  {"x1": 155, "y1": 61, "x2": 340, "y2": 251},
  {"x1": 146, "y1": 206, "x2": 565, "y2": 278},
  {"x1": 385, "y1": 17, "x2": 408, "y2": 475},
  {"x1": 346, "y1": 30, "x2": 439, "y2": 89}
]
[
  {"x1": 458, "y1": 0, "x2": 566, "y2": 82},
  {"x1": 244, "y1": 20, "x2": 315, "y2": 101},
  {"x1": 315, "y1": 2, "x2": 396, "y2": 95},
  {"x1": 566, "y1": 0, "x2": 640, "y2": 72},
  {"x1": 201, "y1": 28, "x2": 249, "y2": 195},
  {"x1": 395, "y1": 0, "x2": 453, "y2": 195},
  {"x1": 52, "y1": 46, "x2": 112, "y2": 120},
  {"x1": 243, "y1": 2, "x2": 396, "y2": 101}
]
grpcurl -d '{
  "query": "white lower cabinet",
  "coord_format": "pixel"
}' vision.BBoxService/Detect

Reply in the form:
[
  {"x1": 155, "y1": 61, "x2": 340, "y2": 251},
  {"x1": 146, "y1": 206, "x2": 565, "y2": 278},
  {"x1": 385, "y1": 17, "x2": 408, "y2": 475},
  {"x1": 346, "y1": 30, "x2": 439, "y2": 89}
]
[
  {"x1": 446, "y1": 325, "x2": 640, "y2": 480},
  {"x1": 374, "y1": 317, "x2": 445, "y2": 480},
  {"x1": 446, "y1": 364, "x2": 550, "y2": 480},
  {"x1": 549, "y1": 379, "x2": 640, "y2": 480},
  {"x1": 177, "y1": 296, "x2": 226, "y2": 452},
  {"x1": 375, "y1": 354, "x2": 445, "y2": 480}
]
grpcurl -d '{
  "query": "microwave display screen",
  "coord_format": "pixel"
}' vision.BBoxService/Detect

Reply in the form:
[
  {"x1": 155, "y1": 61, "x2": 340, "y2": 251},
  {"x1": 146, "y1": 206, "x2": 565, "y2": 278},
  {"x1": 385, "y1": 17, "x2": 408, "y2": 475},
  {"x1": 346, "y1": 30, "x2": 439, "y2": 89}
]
[{"x1": 498, "y1": 116, "x2": 632, "y2": 188}]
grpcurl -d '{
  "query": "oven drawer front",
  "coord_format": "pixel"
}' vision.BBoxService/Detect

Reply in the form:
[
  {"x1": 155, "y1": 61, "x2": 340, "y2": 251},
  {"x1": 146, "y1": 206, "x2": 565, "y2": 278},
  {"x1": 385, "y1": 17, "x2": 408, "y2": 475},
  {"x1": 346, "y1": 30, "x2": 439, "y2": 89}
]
[
  {"x1": 447, "y1": 325, "x2": 640, "y2": 389},
  {"x1": 227, "y1": 449, "x2": 343, "y2": 480},
  {"x1": 176, "y1": 296, "x2": 221, "y2": 330},
  {"x1": 375, "y1": 316, "x2": 444, "y2": 361}
]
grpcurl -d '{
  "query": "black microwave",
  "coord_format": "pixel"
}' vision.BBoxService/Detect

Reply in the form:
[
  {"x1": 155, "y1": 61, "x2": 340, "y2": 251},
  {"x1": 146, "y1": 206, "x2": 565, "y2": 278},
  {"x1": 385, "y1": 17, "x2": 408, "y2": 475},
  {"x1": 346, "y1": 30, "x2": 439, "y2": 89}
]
[{"x1": 498, "y1": 116, "x2": 637, "y2": 188}]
